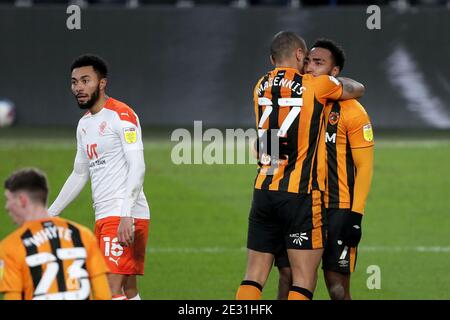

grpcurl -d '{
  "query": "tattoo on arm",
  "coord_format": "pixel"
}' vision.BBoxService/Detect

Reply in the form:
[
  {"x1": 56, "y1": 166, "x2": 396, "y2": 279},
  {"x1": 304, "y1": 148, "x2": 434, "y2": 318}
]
[{"x1": 343, "y1": 82, "x2": 355, "y2": 93}]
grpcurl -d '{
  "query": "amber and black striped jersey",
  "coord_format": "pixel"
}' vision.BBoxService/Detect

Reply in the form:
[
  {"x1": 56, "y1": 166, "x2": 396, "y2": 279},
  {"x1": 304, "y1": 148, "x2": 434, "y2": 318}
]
[
  {"x1": 324, "y1": 99, "x2": 374, "y2": 209},
  {"x1": 253, "y1": 67, "x2": 343, "y2": 194},
  {"x1": 0, "y1": 217, "x2": 109, "y2": 300}
]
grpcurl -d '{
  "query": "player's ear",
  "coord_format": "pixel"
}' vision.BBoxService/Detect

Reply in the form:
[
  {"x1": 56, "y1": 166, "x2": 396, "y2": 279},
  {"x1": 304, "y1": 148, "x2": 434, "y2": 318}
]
[
  {"x1": 270, "y1": 55, "x2": 275, "y2": 66},
  {"x1": 331, "y1": 66, "x2": 340, "y2": 77},
  {"x1": 18, "y1": 193, "x2": 28, "y2": 208},
  {"x1": 99, "y1": 78, "x2": 107, "y2": 91},
  {"x1": 295, "y1": 48, "x2": 305, "y2": 62}
]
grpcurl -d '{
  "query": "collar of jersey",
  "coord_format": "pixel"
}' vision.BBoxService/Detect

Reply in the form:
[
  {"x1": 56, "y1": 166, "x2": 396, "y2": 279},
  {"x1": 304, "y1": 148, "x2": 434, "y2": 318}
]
[
  {"x1": 87, "y1": 106, "x2": 106, "y2": 118},
  {"x1": 86, "y1": 97, "x2": 112, "y2": 118},
  {"x1": 22, "y1": 216, "x2": 58, "y2": 226},
  {"x1": 274, "y1": 66, "x2": 299, "y2": 73}
]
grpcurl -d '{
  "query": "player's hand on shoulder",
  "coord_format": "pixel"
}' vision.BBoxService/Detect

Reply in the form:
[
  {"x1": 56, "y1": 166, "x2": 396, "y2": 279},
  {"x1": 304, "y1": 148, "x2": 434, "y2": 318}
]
[{"x1": 340, "y1": 211, "x2": 363, "y2": 247}]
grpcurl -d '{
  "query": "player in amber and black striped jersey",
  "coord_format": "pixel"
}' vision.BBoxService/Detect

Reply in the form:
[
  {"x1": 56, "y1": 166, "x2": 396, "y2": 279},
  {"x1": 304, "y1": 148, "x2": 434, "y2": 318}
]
[
  {"x1": 0, "y1": 168, "x2": 111, "y2": 300},
  {"x1": 236, "y1": 31, "x2": 365, "y2": 301},
  {"x1": 272, "y1": 39, "x2": 374, "y2": 301},
  {"x1": 305, "y1": 39, "x2": 374, "y2": 300}
]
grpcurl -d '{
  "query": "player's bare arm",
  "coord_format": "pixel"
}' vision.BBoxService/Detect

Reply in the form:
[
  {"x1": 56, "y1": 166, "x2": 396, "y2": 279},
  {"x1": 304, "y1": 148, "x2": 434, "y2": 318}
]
[{"x1": 338, "y1": 77, "x2": 365, "y2": 100}]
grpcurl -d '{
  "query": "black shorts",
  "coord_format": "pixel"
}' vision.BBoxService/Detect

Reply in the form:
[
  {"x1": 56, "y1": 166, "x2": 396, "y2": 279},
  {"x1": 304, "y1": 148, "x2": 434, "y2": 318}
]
[
  {"x1": 322, "y1": 208, "x2": 358, "y2": 274},
  {"x1": 274, "y1": 250, "x2": 290, "y2": 269},
  {"x1": 247, "y1": 189, "x2": 326, "y2": 254}
]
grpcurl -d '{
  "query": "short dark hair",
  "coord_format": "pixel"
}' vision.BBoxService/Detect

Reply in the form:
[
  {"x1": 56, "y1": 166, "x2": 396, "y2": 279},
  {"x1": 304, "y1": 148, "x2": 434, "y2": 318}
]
[
  {"x1": 71, "y1": 54, "x2": 108, "y2": 79},
  {"x1": 311, "y1": 38, "x2": 346, "y2": 71},
  {"x1": 270, "y1": 31, "x2": 307, "y2": 63},
  {"x1": 4, "y1": 168, "x2": 49, "y2": 205}
]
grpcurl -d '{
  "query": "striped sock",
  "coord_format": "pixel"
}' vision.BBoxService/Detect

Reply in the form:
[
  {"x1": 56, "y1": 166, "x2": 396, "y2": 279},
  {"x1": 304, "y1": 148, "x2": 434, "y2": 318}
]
[
  {"x1": 235, "y1": 280, "x2": 263, "y2": 300},
  {"x1": 288, "y1": 286, "x2": 313, "y2": 300}
]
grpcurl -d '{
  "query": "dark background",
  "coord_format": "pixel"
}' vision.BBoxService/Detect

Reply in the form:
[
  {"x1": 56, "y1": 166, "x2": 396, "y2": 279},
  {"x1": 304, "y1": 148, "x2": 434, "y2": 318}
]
[{"x1": 1, "y1": 6, "x2": 449, "y2": 129}]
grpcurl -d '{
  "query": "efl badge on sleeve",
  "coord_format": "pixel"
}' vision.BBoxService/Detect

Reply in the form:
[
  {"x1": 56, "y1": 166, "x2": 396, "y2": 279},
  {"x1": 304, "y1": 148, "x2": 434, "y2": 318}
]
[
  {"x1": 0, "y1": 259, "x2": 4, "y2": 282},
  {"x1": 363, "y1": 123, "x2": 374, "y2": 142},
  {"x1": 329, "y1": 112, "x2": 340, "y2": 125},
  {"x1": 123, "y1": 127, "x2": 137, "y2": 144},
  {"x1": 328, "y1": 75, "x2": 340, "y2": 86}
]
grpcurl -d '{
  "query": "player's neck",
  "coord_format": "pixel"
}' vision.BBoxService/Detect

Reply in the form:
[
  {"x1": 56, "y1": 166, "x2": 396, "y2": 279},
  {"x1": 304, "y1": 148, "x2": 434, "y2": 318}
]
[
  {"x1": 275, "y1": 62, "x2": 299, "y2": 72},
  {"x1": 23, "y1": 205, "x2": 50, "y2": 223},
  {"x1": 89, "y1": 93, "x2": 108, "y2": 115}
]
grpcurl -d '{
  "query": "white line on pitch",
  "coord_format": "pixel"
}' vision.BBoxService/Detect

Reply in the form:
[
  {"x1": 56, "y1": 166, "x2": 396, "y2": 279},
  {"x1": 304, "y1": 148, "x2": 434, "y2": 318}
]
[
  {"x1": 374, "y1": 140, "x2": 450, "y2": 148},
  {"x1": 146, "y1": 246, "x2": 450, "y2": 254},
  {"x1": 0, "y1": 139, "x2": 449, "y2": 150}
]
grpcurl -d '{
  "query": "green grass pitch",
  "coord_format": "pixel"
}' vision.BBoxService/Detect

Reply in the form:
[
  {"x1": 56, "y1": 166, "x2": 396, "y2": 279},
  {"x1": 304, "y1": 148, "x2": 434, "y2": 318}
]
[{"x1": 1, "y1": 127, "x2": 450, "y2": 299}]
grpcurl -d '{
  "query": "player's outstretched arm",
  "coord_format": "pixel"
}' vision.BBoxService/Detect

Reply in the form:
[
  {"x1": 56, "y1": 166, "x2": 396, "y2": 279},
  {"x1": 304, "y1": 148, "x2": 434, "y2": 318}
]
[
  {"x1": 338, "y1": 77, "x2": 365, "y2": 100},
  {"x1": 48, "y1": 159, "x2": 89, "y2": 216},
  {"x1": 117, "y1": 149, "x2": 146, "y2": 246},
  {"x1": 314, "y1": 74, "x2": 364, "y2": 103}
]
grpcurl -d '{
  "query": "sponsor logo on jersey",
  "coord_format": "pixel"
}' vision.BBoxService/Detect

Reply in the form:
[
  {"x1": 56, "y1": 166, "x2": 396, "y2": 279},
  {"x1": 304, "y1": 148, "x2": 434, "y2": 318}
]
[
  {"x1": 89, "y1": 159, "x2": 106, "y2": 169},
  {"x1": 123, "y1": 127, "x2": 137, "y2": 144},
  {"x1": 86, "y1": 143, "x2": 98, "y2": 160},
  {"x1": 326, "y1": 132, "x2": 336, "y2": 144},
  {"x1": 329, "y1": 112, "x2": 340, "y2": 125},
  {"x1": 363, "y1": 123, "x2": 374, "y2": 142}
]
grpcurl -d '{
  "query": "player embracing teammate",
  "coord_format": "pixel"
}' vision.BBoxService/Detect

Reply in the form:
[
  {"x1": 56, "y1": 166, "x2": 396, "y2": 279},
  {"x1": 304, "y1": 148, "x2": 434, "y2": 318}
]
[{"x1": 236, "y1": 31, "x2": 373, "y2": 300}]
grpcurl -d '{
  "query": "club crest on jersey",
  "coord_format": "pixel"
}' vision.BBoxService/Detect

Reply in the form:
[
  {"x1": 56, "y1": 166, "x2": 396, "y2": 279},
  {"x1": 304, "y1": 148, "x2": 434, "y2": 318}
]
[
  {"x1": 363, "y1": 123, "x2": 374, "y2": 142},
  {"x1": 329, "y1": 112, "x2": 340, "y2": 125},
  {"x1": 99, "y1": 121, "x2": 107, "y2": 135},
  {"x1": 123, "y1": 127, "x2": 137, "y2": 144}
]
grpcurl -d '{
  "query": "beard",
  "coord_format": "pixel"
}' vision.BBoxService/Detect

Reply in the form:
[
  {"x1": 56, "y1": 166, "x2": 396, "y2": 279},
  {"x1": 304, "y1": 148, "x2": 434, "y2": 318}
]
[{"x1": 76, "y1": 85, "x2": 100, "y2": 110}]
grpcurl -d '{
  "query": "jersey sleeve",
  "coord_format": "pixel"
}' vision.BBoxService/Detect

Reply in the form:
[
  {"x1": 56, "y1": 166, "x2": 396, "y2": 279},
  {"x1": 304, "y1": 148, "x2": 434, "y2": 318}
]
[
  {"x1": 75, "y1": 122, "x2": 89, "y2": 165},
  {"x1": 83, "y1": 230, "x2": 110, "y2": 279},
  {"x1": 345, "y1": 111, "x2": 375, "y2": 148},
  {"x1": 313, "y1": 75, "x2": 343, "y2": 102},
  {"x1": 112, "y1": 109, "x2": 144, "y2": 152},
  {"x1": 0, "y1": 240, "x2": 23, "y2": 295}
]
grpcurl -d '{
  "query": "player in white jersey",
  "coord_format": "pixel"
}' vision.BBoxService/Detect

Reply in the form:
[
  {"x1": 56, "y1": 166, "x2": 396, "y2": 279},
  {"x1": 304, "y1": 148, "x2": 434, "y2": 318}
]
[{"x1": 48, "y1": 55, "x2": 150, "y2": 300}]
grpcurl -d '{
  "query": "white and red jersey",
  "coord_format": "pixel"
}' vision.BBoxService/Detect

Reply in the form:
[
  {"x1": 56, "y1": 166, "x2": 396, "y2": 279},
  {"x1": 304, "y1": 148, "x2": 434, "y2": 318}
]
[{"x1": 76, "y1": 97, "x2": 150, "y2": 221}]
